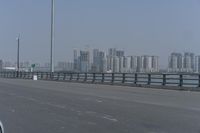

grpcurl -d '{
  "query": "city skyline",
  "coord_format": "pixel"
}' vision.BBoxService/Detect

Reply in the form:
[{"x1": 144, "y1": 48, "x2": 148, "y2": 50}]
[{"x1": 2, "y1": 48, "x2": 200, "y2": 70}]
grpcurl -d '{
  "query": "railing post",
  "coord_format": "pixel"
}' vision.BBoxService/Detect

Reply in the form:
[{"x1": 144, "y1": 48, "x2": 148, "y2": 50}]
[
  {"x1": 84, "y1": 73, "x2": 87, "y2": 82},
  {"x1": 179, "y1": 74, "x2": 183, "y2": 87},
  {"x1": 63, "y1": 73, "x2": 66, "y2": 80},
  {"x1": 46, "y1": 72, "x2": 48, "y2": 80},
  {"x1": 57, "y1": 73, "x2": 60, "y2": 80},
  {"x1": 41, "y1": 72, "x2": 43, "y2": 80},
  {"x1": 122, "y1": 73, "x2": 125, "y2": 83},
  {"x1": 111, "y1": 73, "x2": 114, "y2": 83},
  {"x1": 50, "y1": 72, "x2": 52, "y2": 80},
  {"x1": 29, "y1": 72, "x2": 31, "y2": 79},
  {"x1": 70, "y1": 73, "x2": 73, "y2": 81},
  {"x1": 52, "y1": 72, "x2": 54, "y2": 80},
  {"x1": 32, "y1": 72, "x2": 34, "y2": 79},
  {"x1": 16, "y1": 72, "x2": 18, "y2": 78},
  {"x1": 77, "y1": 73, "x2": 80, "y2": 81},
  {"x1": 147, "y1": 74, "x2": 151, "y2": 85},
  {"x1": 102, "y1": 73, "x2": 105, "y2": 83},
  {"x1": 198, "y1": 74, "x2": 200, "y2": 87},
  {"x1": 92, "y1": 73, "x2": 96, "y2": 83},
  {"x1": 162, "y1": 74, "x2": 166, "y2": 86},
  {"x1": 134, "y1": 73, "x2": 138, "y2": 84}
]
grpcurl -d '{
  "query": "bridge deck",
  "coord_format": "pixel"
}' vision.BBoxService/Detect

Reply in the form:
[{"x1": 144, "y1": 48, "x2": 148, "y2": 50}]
[{"x1": 0, "y1": 78, "x2": 200, "y2": 133}]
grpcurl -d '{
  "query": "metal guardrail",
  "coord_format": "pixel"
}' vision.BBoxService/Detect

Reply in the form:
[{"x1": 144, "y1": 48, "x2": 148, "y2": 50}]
[{"x1": 1, "y1": 72, "x2": 200, "y2": 88}]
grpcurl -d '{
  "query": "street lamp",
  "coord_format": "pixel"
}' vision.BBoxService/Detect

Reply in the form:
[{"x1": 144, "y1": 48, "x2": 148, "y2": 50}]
[
  {"x1": 16, "y1": 34, "x2": 20, "y2": 77},
  {"x1": 50, "y1": 0, "x2": 55, "y2": 73}
]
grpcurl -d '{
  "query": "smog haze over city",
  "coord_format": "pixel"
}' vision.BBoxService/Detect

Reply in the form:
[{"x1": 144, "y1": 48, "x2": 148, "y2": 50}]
[{"x1": 0, "y1": 0, "x2": 200, "y2": 68}]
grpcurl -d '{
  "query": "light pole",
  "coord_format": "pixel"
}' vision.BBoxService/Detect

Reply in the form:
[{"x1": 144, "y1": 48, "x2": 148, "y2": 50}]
[
  {"x1": 17, "y1": 34, "x2": 20, "y2": 77},
  {"x1": 50, "y1": 0, "x2": 55, "y2": 73}
]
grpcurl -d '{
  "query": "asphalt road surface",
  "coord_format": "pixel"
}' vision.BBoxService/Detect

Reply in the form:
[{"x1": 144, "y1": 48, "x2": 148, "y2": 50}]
[{"x1": 0, "y1": 78, "x2": 200, "y2": 133}]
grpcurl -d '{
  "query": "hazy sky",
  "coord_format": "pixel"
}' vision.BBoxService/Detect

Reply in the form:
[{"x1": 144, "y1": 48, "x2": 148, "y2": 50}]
[{"x1": 1, "y1": 0, "x2": 200, "y2": 68}]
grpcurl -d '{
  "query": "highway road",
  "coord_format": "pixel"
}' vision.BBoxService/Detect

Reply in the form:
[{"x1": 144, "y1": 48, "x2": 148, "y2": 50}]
[{"x1": 0, "y1": 78, "x2": 200, "y2": 133}]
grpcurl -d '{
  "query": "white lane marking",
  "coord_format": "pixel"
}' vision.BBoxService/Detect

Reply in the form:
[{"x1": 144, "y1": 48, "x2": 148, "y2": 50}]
[
  {"x1": 102, "y1": 116, "x2": 118, "y2": 122},
  {"x1": 96, "y1": 100, "x2": 103, "y2": 103}
]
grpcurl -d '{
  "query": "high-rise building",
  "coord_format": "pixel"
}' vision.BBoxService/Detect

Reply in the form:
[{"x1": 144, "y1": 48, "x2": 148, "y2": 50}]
[
  {"x1": 183, "y1": 52, "x2": 195, "y2": 72},
  {"x1": 131, "y1": 56, "x2": 137, "y2": 72},
  {"x1": 152, "y1": 56, "x2": 159, "y2": 72},
  {"x1": 141, "y1": 55, "x2": 152, "y2": 72},
  {"x1": 113, "y1": 56, "x2": 120, "y2": 73},
  {"x1": 108, "y1": 48, "x2": 116, "y2": 57},
  {"x1": 135, "y1": 55, "x2": 159, "y2": 73},
  {"x1": 92, "y1": 49, "x2": 100, "y2": 72},
  {"x1": 119, "y1": 56, "x2": 125, "y2": 73},
  {"x1": 92, "y1": 49, "x2": 107, "y2": 73},
  {"x1": 116, "y1": 50, "x2": 125, "y2": 57},
  {"x1": 72, "y1": 48, "x2": 159, "y2": 73},
  {"x1": 136, "y1": 56, "x2": 143, "y2": 72},
  {"x1": 98, "y1": 51, "x2": 107, "y2": 73},
  {"x1": 80, "y1": 50, "x2": 90, "y2": 72},
  {"x1": 168, "y1": 53, "x2": 183, "y2": 72},
  {"x1": 168, "y1": 52, "x2": 195, "y2": 73},
  {"x1": 195, "y1": 56, "x2": 200, "y2": 73},
  {"x1": 107, "y1": 56, "x2": 114, "y2": 72},
  {"x1": 123, "y1": 56, "x2": 132, "y2": 73},
  {"x1": 73, "y1": 49, "x2": 78, "y2": 71}
]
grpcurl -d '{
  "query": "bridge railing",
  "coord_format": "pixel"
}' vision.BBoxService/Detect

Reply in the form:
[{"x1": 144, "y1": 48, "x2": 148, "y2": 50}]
[{"x1": 0, "y1": 72, "x2": 200, "y2": 88}]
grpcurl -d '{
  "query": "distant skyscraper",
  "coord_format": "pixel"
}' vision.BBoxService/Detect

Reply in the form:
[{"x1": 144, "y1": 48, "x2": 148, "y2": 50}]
[
  {"x1": 72, "y1": 48, "x2": 159, "y2": 73},
  {"x1": 134, "y1": 55, "x2": 159, "y2": 73},
  {"x1": 131, "y1": 56, "x2": 137, "y2": 72},
  {"x1": 123, "y1": 56, "x2": 132, "y2": 73},
  {"x1": 136, "y1": 56, "x2": 142, "y2": 72},
  {"x1": 168, "y1": 53, "x2": 183, "y2": 72},
  {"x1": 92, "y1": 49, "x2": 107, "y2": 73},
  {"x1": 107, "y1": 55, "x2": 113, "y2": 72},
  {"x1": 73, "y1": 49, "x2": 78, "y2": 71},
  {"x1": 152, "y1": 56, "x2": 159, "y2": 72},
  {"x1": 141, "y1": 55, "x2": 152, "y2": 72},
  {"x1": 119, "y1": 56, "x2": 125, "y2": 73},
  {"x1": 93, "y1": 49, "x2": 100, "y2": 72},
  {"x1": 113, "y1": 56, "x2": 120, "y2": 73},
  {"x1": 195, "y1": 56, "x2": 200, "y2": 73},
  {"x1": 80, "y1": 50, "x2": 90, "y2": 72},
  {"x1": 98, "y1": 51, "x2": 107, "y2": 73},
  {"x1": 116, "y1": 50, "x2": 125, "y2": 57},
  {"x1": 108, "y1": 48, "x2": 116, "y2": 57},
  {"x1": 168, "y1": 52, "x2": 195, "y2": 73},
  {"x1": 183, "y1": 52, "x2": 195, "y2": 72}
]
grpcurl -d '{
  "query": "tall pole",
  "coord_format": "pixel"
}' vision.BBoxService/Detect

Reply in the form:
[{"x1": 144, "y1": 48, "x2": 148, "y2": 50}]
[
  {"x1": 17, "y1": 34, "x2": 20, "y2": 77},
  {"x1": 50, "y1": 0, "x2": 55, "y2": 73}
]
